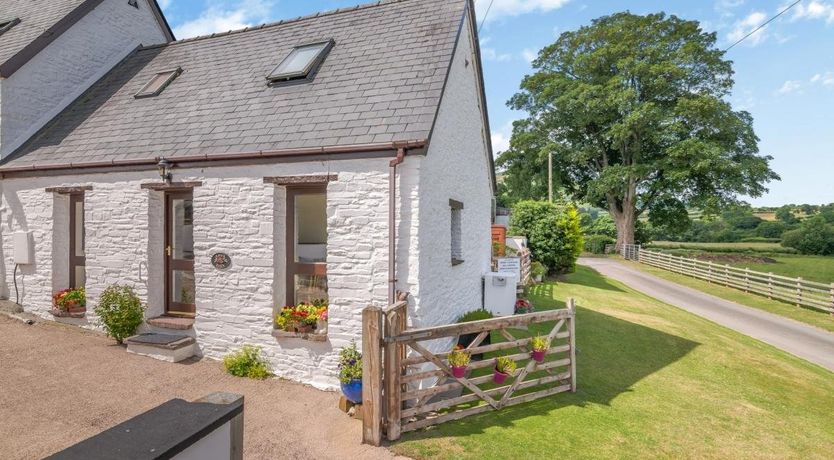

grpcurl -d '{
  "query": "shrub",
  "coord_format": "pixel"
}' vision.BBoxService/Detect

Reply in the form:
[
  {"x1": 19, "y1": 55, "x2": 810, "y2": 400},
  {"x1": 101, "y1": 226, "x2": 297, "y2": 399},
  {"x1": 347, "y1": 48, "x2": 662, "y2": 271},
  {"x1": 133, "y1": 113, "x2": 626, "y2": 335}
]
[
  {"x1": 531, "y1": 261, "x2": 548, "y2": 279},
  {"x1": 457, "y1": 309, "x2": 494, "y2": 323},
  {"x1": 223, "y1": 345, "x2": 272, "y2": 379},
  {"x1": 509, "y1": 200, "x2": 583, "y2": 274},
  {"x1": 755, "y1": 221, "x2": 788, "y2": 239},
  {"x1": 338, "y1": 341, "x2": 363, "y2": 384},
  {"x1": 781, "y1": 216, "x2": 834, "y2": 255},
  {"x1": 495, "y1": 356, "x2": 517, "y2": 375},
  {"x1": 448, "y1": 348, "x2": 471, "y2": 368},
  {"x1": 584, "y1": 234, "x2": 615, "y2": 254},
  {"x1": 94, "y1": 285, "x2": 144, "y2": 344}
]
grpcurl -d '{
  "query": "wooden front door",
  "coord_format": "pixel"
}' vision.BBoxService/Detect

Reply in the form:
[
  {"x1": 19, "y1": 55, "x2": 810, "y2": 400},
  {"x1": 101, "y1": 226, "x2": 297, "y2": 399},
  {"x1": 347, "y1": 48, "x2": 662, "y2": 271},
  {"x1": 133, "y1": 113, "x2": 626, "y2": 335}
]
[{"x1": 165, "y1": 191, "x2": 196, "y2": 316}]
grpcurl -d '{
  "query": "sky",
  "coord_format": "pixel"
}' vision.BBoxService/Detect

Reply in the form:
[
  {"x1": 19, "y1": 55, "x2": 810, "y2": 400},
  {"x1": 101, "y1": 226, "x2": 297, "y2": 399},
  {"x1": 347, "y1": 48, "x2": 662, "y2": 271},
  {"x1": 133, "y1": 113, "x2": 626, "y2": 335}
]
[{"x1": 157, "y1": 0, "x2": 834, "y2": 207}]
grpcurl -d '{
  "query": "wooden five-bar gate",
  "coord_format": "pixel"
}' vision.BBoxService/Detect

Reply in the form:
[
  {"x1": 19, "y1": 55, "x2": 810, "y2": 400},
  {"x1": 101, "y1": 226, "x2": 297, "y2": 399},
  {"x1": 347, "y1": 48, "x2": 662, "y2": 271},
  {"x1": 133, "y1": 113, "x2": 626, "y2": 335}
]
[{"x1": 361, "y1": 299, "x2": 577, "y2": 445}]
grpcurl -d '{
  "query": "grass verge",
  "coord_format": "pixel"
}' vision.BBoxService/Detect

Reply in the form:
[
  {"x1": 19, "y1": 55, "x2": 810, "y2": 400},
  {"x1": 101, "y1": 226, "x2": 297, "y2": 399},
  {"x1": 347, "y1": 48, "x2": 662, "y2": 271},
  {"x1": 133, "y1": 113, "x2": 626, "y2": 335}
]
[
  {"x1": 628, "y1": 261, "x2": 834, "y2": 333},
  {"x1": 391, "y1": 266, "x2": 834, "y2": 459}
]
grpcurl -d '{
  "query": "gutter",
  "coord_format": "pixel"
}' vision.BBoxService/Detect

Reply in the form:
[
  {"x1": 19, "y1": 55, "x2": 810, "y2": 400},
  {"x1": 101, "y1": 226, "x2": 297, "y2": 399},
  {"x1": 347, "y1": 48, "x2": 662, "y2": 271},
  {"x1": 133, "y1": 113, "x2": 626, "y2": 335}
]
[{"x1": 0, "y1": 140, "x2": 428, "y2": 178}]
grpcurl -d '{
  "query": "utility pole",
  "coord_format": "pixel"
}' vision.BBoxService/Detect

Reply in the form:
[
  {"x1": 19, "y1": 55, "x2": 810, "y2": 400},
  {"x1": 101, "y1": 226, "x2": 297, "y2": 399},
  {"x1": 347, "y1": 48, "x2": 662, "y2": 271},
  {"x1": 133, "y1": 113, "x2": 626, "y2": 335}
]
[{"x1": 547, "y1": 150, "x2": 553, "y2": 202}]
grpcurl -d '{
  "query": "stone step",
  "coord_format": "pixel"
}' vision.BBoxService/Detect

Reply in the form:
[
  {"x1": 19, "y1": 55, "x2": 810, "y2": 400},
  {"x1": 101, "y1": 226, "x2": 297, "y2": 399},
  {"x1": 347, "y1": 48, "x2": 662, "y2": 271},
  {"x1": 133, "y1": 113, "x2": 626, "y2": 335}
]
[
  {"x1": 126, "y1": 333, "x2": 196, "y2": 363},
  {"x1": 146, "y1": 315, "x2": 194, "y2": 330}
]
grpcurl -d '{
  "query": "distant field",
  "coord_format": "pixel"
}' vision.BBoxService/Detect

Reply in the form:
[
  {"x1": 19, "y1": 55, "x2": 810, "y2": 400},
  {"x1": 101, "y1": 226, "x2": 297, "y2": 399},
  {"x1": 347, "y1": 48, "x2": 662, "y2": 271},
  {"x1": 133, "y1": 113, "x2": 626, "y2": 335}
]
[
  {"x1": 753, "y1": 211, "x2": 777, "y2": 221},
  {"x1": 648, "y1": 241, "x2": 790, "y2": 252},
  {"x1": 645, "y1": 242, "x2": 834, "y2": 284}
]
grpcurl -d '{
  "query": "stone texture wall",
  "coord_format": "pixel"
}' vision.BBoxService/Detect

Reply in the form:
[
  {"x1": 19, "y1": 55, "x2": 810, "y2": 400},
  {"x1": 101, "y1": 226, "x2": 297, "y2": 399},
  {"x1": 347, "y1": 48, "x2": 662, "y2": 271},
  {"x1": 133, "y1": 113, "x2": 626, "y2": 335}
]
[
  {"x1": 414, "y1": 12, "x2": 494, "y2": 329},
  {"x1": 0, "y1": 0, "x2": 168, "y2": 157},
  {"x1": 0, "y1": 158, "x2": 395, "y2": 390}
]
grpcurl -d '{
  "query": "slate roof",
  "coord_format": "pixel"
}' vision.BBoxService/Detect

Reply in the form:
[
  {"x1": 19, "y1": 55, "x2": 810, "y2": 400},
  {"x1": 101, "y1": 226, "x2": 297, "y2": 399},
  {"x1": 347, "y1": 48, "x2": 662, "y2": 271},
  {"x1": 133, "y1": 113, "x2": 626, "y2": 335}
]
[
  {"x1": 4, "y1": 0, "x2": 468, "y2": 168},
  {"x1": 0, "y1": 0, "x2": 87, "y2": 70}
]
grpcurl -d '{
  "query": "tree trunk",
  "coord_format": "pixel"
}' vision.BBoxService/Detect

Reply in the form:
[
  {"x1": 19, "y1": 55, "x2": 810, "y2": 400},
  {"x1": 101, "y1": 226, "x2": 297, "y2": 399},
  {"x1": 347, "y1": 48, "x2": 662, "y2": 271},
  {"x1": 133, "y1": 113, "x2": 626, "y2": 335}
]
[{"x1": 614, "y1": 210, "x2": 636, "y2": 248}]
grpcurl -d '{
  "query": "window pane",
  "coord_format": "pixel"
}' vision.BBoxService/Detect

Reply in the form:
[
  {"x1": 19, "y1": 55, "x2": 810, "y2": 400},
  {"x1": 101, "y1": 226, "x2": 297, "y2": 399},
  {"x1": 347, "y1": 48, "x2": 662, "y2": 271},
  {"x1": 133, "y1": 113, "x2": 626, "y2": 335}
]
[
  {"x1": 451, "y1": 207, "x2": 462, "y2": 261},
  {"x1": 295, "y1": 193, "x2": 327, "y2": 263},
  {"x1": 173, "y1": 270, "x2": 195, "y2": 304},
  {"x1": 294, "y1": 274, "x2": 327, "y2": 305},
  {"x1": 270, "y1": 43, "x2": 328, "y2": 79},
  {"x1": 172, "y1": 198, "x2": 194, "y2": 260},
  {"x1": 74, "y1": 200, "x2": 85, "y2": 258}
]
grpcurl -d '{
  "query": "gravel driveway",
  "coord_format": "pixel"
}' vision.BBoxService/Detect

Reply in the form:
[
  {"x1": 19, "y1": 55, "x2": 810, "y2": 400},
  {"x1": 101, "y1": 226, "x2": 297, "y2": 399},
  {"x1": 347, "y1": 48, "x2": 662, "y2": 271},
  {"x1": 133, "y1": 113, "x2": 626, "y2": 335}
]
[{"x1": 0, "y1": 315, "x2": 397, "y2": 460}]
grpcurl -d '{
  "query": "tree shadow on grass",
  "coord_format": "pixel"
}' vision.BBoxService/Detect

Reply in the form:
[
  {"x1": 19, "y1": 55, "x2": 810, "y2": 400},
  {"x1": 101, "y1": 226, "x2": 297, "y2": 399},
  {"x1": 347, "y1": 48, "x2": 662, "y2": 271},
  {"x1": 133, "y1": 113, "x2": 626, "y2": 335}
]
[{"x1": 396, "y1": 305, "x2": 699, "y2": 443}]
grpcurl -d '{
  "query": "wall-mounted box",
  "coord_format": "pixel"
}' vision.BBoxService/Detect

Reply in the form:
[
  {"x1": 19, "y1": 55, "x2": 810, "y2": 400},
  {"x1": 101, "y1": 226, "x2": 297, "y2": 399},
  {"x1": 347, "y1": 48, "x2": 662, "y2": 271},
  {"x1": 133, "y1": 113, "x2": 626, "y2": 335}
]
[{"x1": 13, "y1": 231, "x2": 33, "y2": 265}]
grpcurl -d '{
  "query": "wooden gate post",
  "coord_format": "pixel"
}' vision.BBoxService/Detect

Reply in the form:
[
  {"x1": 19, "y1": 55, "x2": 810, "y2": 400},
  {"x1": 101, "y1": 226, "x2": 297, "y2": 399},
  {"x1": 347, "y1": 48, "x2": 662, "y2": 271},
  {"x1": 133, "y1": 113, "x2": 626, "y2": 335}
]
[
  {"x1": 568, "y1": 298, "x2": 577, "y2": 393},
  {"x1": 385, "y1": 309, "x2": 403, "y2": 441},
  {"x1": 362, "y1": 306, "x2": 383, "y2": 446}
]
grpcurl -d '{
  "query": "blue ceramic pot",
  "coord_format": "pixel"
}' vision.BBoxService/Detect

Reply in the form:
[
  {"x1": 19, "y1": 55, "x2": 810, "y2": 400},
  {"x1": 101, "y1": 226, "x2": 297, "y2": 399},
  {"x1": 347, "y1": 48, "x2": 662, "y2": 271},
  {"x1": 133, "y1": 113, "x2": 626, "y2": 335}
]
[{"x1": 341, "y1": 378, "x2": 363, "y2": 404}]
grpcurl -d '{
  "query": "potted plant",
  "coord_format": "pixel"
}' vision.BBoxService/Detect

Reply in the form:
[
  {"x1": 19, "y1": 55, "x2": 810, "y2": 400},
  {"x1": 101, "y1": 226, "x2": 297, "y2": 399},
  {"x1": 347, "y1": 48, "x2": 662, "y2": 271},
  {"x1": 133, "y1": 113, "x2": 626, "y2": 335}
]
[
  {"x1": 530, "y1": 335, "x2": 549, "y2": 363},
  {"x1": 456, "y1": 309, "x2": 493, "y2": 360},
  {"x1": 531, "y1": 261, "x2": 547, "y2": 283},
  {"x1": 274, "y1": 302, "x2": 328, "y2": 334},
  {"x1": 515, "y1": 298, "x2": 534, "y2": 314},
  {"x1": 338, "y1": 341, "x2": 363, "y2": 404},
  {"x1": 447, "y1": 347, "x2": 471, "y2": 378},
  {"x1": 51, "y1": 288, "x2": 86, "y2": 318},
  {"x1": 493, "y1": 356, "x2": 517, "y2": 384}
]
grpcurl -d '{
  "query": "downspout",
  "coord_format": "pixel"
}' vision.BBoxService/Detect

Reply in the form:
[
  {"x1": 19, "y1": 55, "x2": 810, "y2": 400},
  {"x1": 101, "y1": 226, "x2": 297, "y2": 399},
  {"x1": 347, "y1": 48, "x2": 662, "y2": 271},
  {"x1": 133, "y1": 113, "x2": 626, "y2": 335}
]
[{"x1": 388, "y1": 147, "x2": 406, "y2": 304}]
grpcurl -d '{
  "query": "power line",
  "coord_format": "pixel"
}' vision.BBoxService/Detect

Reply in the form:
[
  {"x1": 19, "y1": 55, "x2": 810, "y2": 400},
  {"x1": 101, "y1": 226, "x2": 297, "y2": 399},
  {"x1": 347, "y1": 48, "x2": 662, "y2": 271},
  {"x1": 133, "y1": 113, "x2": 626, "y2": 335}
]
[
  {"x1": 478, "y1": 0, "x2": 495, "y2": 34},
  {"x1": 724, "y1": 0, "x2": 803, "y2": 51}
]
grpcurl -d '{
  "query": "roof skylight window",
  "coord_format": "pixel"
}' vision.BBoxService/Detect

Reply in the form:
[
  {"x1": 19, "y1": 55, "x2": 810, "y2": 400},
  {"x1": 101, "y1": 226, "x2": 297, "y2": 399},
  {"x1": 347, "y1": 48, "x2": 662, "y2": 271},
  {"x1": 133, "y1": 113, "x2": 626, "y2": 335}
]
[
  {"x1": 267, "y1": 40, "x2": 334, "y2": 83},
  {"x1": 0, "y1": 17, "x2": 20, "y2": 36},
  {"x1": 134, "y1": 67, "x2": 182, "y2": 98}
]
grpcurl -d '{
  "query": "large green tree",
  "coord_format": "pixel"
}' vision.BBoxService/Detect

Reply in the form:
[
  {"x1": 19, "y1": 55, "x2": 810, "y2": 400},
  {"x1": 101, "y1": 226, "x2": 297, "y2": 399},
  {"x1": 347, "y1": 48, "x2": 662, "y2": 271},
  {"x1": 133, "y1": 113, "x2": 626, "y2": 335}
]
[{"x1": 499, "y1": 12, "x2": 778, "y2": 246}]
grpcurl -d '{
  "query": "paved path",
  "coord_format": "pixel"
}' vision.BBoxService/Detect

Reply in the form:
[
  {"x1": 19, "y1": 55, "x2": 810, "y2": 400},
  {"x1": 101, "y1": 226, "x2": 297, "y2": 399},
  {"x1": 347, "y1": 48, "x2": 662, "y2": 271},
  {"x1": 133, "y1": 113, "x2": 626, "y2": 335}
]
[{"x1": 580, "y1": 257, "x2": 834, "y2": 372}]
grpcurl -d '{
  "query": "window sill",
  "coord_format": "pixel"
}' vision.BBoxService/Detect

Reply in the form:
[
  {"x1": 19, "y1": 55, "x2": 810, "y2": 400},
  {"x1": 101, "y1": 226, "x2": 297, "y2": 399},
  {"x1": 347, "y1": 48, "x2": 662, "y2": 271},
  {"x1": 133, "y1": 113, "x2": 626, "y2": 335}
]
[
  {"x1": 451, "y1": 258, "x2": 465, "y2": 266},
  {"x1": 272, "y1": 329, "x2": 328, "y2": 342}
]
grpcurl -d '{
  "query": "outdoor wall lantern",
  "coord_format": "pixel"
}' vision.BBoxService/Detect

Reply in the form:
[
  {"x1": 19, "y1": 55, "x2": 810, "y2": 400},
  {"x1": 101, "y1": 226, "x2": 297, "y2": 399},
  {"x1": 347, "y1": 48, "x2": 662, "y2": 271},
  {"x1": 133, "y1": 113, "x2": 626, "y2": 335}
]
[{"x1": 157, "y1": 158, "x2": 172, "y2": 183}]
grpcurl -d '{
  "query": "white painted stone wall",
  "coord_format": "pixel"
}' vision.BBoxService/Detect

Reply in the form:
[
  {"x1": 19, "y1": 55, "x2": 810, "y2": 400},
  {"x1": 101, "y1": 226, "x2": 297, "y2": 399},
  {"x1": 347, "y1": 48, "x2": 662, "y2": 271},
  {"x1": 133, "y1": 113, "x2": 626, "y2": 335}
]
[
  {"x1": 0, "y1": 0, "x2": 168, "y2": 157},
  {"x1": 413, "y1": 12, "x2": 494, "y2": 330},
  {"x1": 0, "y1": 158, "x2": 399, "y2": 390}
]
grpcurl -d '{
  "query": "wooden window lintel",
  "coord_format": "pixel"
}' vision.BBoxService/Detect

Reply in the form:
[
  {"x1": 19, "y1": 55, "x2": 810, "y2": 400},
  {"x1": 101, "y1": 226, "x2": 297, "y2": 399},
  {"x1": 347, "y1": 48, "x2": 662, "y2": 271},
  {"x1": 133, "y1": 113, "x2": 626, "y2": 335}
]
[{"x1": 264, "y1": 174, "x2": 338, "y2": 186}]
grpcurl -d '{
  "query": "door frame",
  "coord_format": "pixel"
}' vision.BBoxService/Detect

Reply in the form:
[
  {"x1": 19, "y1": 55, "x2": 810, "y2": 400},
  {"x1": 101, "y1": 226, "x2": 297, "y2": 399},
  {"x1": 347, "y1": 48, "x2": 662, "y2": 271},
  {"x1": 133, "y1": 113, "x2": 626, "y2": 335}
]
[
  {"x1": 164, "y1": 190, "x2": 196, "y2": 317},
  {"x1": 286, "y1": 185, "x2": 328, "y2": 305}
]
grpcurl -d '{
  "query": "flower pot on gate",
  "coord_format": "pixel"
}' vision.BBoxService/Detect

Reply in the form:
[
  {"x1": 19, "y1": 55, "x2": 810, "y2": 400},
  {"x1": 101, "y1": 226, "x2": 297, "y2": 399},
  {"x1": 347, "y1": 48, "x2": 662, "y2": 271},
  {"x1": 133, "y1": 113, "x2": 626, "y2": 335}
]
[
  {"x1": 531, "y1": 349, "x2": 546, "y2": 363},
  {"x1": 493, "y1": 368, "x2": 509, "y2": 385},
  {"x1": 341, "y1": 378, "x2": 363, "y2": 404},
  {"x1": 451, "y1": 365, "x2": 468, "y2": 378}
]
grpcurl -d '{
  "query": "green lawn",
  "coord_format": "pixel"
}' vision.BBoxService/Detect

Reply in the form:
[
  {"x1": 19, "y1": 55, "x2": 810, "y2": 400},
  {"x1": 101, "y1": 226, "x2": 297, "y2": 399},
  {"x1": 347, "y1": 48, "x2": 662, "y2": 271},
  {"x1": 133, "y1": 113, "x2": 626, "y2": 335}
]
[
  {"x1": 392, "y1": 267, "x2": 834, "y2": 459},
  {"x1": 721, "y1": 254, "x2": 834, "y2": 285},
  {"x1": 649, "y1": 241, "x2": 791, "y2": 253},
  {"x1": 628, "y1": 261, "x2": 834, "y2": 333}
]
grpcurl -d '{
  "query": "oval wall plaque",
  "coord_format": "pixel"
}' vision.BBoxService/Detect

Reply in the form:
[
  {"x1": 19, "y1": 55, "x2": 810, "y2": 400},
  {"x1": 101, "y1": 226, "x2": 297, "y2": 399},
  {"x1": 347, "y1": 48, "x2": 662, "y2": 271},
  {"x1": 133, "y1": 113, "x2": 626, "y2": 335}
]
[{"x1": 211, "y1": 253, "x2": 232, "y2": 270}]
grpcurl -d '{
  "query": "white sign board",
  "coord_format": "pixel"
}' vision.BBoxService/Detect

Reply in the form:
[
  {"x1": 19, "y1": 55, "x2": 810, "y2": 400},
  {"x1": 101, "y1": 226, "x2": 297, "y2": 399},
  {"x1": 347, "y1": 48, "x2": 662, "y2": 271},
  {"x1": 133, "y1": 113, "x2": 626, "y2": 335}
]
[{"x1": 496, "y1": 257, "x2": 521, "y2": 278}]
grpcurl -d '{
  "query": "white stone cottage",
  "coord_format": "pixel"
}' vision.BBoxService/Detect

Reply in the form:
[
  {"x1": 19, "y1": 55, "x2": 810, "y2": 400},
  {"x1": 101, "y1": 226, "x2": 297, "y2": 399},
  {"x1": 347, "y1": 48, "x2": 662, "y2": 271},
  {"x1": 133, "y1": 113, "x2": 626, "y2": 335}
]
[{"x1": 0, "y1": 0, "x2": 496, "y2": 389}]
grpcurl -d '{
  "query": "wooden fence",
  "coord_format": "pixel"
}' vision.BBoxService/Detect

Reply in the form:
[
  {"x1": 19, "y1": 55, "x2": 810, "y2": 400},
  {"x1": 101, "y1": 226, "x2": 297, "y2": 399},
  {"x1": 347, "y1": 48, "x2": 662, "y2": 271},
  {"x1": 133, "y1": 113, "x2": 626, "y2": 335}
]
[
  {"x1": 361, "y1": 299, "x2": 577, "y2": 445},
  {"x1": 520, "y1": 247, "x2": 532, "y2": 287},
  {"x1": 638, "y1": 249, "x2": 834, "y2": 314}
]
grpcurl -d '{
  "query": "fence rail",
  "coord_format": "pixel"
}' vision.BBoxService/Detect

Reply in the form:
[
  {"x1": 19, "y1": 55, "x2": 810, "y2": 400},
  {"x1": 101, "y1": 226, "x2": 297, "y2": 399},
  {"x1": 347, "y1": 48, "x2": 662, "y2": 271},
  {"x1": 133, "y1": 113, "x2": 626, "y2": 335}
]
[
  {"x1": 636, "y1": 249, "x2": 834, "y2": 314},
  {"x1": 362, "y1": 300, "x2": 577, "y2": 445}
]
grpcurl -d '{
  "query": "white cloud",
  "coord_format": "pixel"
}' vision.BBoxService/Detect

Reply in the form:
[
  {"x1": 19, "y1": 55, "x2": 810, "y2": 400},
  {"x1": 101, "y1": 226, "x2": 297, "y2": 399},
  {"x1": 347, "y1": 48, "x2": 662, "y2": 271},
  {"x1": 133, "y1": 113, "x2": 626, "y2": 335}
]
[
  {"x1": 727, "y1": 11, "x2": 769, "y2": 46},
  {"x1": 173, "y1": 0, "x2": 273, "y2": 39},
  {"x1": 521, "y1": 48, "x2": 537, "y2": 63},
  {"x1": 157, "y1": 0, "x2": 172, "y2": 9},
  {"x1": 482, "y1": 47, "x2": 513, "y2": 62},
  {"x1": 475, "y1": 0, "x2": 570, "y2": 25},
  {"x1": 777, "y1": 80, "x2": 802, "y2": 94},
  {"x1": 491, "y1": 121, "x2": 515, "y2": 155},
  {"x1": 810, "y1": 71, "x2": 834, "y2": 86},
  {"x1": 789, "y1": 0, "x2": 834, "y2": 23}
]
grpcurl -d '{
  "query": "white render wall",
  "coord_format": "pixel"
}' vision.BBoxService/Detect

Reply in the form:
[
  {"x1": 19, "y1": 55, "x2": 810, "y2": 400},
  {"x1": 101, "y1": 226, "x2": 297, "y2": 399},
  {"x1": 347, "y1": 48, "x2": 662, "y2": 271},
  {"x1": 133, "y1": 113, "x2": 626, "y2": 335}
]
[
  {"x1": 0, "y1": 0, "x2": 168, "y2": 157},
  {"x1": 413, "y1": 12, "x2": 494, "y2": 328},
  {"x1": 0, "y1": 158, "x2": 398, "y2": 389}
]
